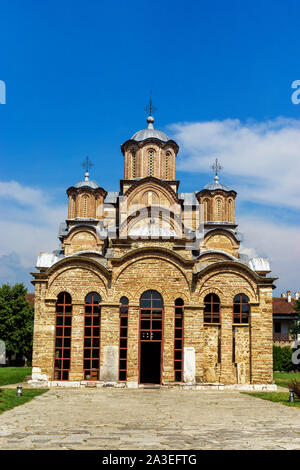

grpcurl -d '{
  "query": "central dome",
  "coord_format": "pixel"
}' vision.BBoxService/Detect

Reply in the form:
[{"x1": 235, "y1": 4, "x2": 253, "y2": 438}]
[{"x1": 131, "y1": 116, "x2": 170, "y2": 142}]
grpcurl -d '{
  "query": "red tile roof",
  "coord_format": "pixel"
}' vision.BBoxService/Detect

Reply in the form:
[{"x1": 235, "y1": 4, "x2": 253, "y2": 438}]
[
  {"x1": 25, "y1": 293, "x2": 35, "y2": 307},
  {"x1": 273, "y1": 297, "x2": 299, "y2": 315}
]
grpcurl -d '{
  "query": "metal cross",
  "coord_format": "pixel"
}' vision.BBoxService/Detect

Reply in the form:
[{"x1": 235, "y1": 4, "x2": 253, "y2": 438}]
[
  {"x1": 145, "y1": 91, "x2": 157, "y2": 116},
  {"x1": 211, "y1": 158, "x2": 222, "y2": 177},
  {"x1": 81, "y1": 156, "x2": 93, "y2": 173}
]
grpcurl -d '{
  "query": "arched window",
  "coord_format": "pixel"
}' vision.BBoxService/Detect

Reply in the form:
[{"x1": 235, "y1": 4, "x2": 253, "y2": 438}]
[
  {"x1": 165, "y1": 151, "x2": 171, "y2": 179},
  {"x1": 228, "y1": 199, "x2": 233, "y2": 222},
  {"x1": 148, "y1": 149, "x2": 155, "y2": 177},
  {"x1": 140, "y1": 290, "x2": 163, "y2": 308},
  {"x1": 119, "y1": 296, "x2": 129, "y2": 381},
  {"x1": 54, "y1": 292, "x2": 72, "y2": 380},
  {"x1": 216, "y1": 198, "x2": 222, "y2": 221},
  {"x1": 203, "y1": 198, "x2": 211, "y2": 222},
  {"x1": 131, "y1": 151, "x2": 136, "y2": 178},
  {"x1": 140, "y1": 290, "x2": 163, "y2": 341},
  {"x1": 83, "y1": 292, "x2": 101, "y2": 380},
  {"x1": 174, "y1": 298, "x2": 184, "y2": 382},
  {"x1": 82, "y1": 194, "x2": 89, "y2": 218},
  {"x1": 204, "y1": 294, "x2": 220, "y2": 323},
  {"x1": 233, "y1": 294, "x2": 250, "y2": 324}
]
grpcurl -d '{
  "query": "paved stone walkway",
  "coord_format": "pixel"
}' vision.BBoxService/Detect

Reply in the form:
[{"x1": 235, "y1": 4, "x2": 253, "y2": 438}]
[{"x1": 0, "y1": 388, "x2": 300, "y2": 450}]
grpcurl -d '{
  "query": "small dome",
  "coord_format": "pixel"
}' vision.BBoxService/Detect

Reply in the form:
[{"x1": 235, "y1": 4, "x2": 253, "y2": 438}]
[
  {"x1": 73, "y1": 170, "x2": 99, "y2": 190},
  {"x1": 131, "y1": 115, "x2": 170, "y2": 142},
  {"x1": 204, "y1": 181, "x2": 231, "y2": 191},
  {"x1": 204, "y1": 175, "x2": 232, "y2": 192},
  {"x1": 74, "y1": 180, "x2": 100, "y2": 190}
]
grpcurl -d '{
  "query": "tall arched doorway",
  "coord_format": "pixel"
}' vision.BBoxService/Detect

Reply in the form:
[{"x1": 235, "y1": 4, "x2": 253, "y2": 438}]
[{"x1": 139, "y1": 290, "x2": 164, "y2": 384}]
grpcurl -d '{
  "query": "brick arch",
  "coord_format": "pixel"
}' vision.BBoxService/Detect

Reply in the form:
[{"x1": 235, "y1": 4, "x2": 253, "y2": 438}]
[
  {"x1": 196, "y1": 266, "x2": 257, "y2": 303},
  {"x1": 50, "y1": 289, "x2": 74, "y2": 302},
  {"x1": 124, "y1": 177, "x2": 180, "y2": 205},
  {"x1": 47, "y1": 258, "x2": 109, "y2": 301},
  {"x1": 112, "y1": 254, "x2": 191, "y2": 304},
  {"x1": 120, "y1": 205, "x2": 183, "y2": 237},
  {"x1": 230, "y1": 288, "x2": 255, "y2": 304},
  {"x1": 166, "y1": 290, "x2": 190, "y2": 304},
  {"x1": 204, "y1": 229, "x2": 239, "y2": 245},
  {"x1": 203, "y1": 230, "x2": 239, "y2": 257},
  {"x1": 141, "y1": 189, "x2": 160, "y2": 206},
  {"x1": 197, "y1": 286, "x2": 225, "y2": 303},
  {"x1": 68, "y1": 227, "x2": 98, "y2": 243}
]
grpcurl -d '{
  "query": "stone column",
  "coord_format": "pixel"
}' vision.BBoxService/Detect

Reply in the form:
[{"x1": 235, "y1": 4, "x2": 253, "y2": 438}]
[
  {"x1": 126, "y1": 304, "x2": 139, "y2": 387},
  {"x1": 31, "y1": 285, "x2": 56, "y2": 385},
  {"x1": 250, "y1": 288, "x2": 273, "y2": 384},
  {"x1": 69, "y1": 302, "x2": 84, "y2": 381},
  {"x1": 100, "y1": 304, "x2": 120, "y2": 382},
  {"x1": 163, "y1": 304, "x2": 175, "y2": 384},
  {"x1": 183, "y1": 305, "x2": 202, "y2": 384},
  {"x1": 219, "y1": 305, "x2": 235, "y2": 384},
  {"x1": 195, "y1": 306, "x2": 204, "y2": 383}
]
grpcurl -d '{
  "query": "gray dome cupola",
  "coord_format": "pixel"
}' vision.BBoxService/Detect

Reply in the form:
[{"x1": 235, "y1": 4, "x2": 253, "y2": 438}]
[
  {"x1": 131, "y1": 115, "x2": 170, "y2": 143},
  {"x1": 204, "y1": 174, "x2": 232, "y2": 192}
]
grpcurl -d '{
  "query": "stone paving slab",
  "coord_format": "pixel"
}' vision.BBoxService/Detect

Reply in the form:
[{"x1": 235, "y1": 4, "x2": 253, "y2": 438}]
[{"x1": 0, "y1": 388, "x2": 299, "y2": 450}]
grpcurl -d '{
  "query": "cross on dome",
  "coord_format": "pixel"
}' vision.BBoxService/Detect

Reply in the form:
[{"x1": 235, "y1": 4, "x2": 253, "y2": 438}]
[
  {"x1": 81, "y1": 156, "x2": 94, "y2": 181},
  {"x1": 211, "y1": 158, "x2": 223, "y2": 183}
]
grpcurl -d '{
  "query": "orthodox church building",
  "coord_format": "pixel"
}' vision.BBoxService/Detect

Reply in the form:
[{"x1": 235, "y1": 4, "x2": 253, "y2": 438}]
[{"x1": 30, "y1": 113, "x2": 277, "y2": 390}]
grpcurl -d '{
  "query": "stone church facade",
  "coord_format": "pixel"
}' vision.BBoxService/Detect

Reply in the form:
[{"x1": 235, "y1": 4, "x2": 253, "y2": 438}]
[{"x1": 30, "y1": 115, "x2": 277, "y2": 390}]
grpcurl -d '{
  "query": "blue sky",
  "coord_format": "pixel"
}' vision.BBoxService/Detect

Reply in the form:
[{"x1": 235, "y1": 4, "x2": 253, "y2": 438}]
[{"x1": 0, "y1": 0, "x2": 299, "y2": 293}]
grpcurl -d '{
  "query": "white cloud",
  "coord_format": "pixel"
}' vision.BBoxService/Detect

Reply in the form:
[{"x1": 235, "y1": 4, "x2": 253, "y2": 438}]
[
  {"x1": 171, "y1": 117, "x2": 300, "y2": 209},
  {"x1": 239, "y1": 215, "x2": 300, "y2": 294},
  {"x1": 0, "y1": 181, "x2": 65, "y2": 288},
  {"x1": 169, "y1": 117, "x2": 300, "y2": 293}
]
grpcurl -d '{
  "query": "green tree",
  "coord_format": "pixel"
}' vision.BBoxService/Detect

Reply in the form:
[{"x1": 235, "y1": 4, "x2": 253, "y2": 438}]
[
  {"x1": 273, "y1": 345, "x2": 294, "y2": 371},
  {"x1": 290, "y1": 299, "x2": 300, "y2": 337},
  {"x1": 0, "y1": 283, "x2": 34, "y2": 363}
]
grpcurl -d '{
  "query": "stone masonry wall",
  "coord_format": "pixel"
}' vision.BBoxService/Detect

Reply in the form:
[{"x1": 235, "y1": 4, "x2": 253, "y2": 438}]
[{"x1": 32, "y1": 256, "x2": 274, "y2": 386}]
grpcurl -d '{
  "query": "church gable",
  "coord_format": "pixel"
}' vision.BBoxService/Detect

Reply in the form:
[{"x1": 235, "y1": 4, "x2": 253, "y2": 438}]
[
  {"x1": 63, "y1": 226, "x2": 104, "y2": 255},
  {"x1": 202, "y1": 229, "x2": 240, "y2": 257},
  {"x1": 124, "y1": 177, "x2": 180, "y2": 207}
]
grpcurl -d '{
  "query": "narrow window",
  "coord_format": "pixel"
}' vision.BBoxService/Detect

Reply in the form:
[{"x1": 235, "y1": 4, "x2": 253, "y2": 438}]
[
  {"x1": 216, "y1": 198, "x2": 222, "y2": 221},
  {"x1": 83, "y1": 292, "x2": 101, "y2": 380},
  {"x1": 174, "y1": 298, "x2": 184, "y2": 382},
  {"x1": 204, "y1": 294, "x2": 220, "y2": 324},
  {"x1": 54, "y1": 292, "x2": 72, "y2": 380},
  {"x1": 233, "y1": 294, "x2": 250, "y2": 324},
  {"x1": 203, "y1": 198, "x2": 211, "y2": 222},
  {"x1": 119, "y1": 296, "x2": 129, "y2": 381},
  {"x1": 131, "y1": 151, "x2": 136, "y2": 178},
  {"x1": 165, "y1": 152, "x2": 171, "y2": 179},
  {"x1": 148, "y1": 150, "x2": 155, "y2": 177},
  {"x1": 83, "y1": 194, "x2": 88, "y2": 218},
  {"x1": 228, "y1": 199, "x2": 233, "y2": 221}
]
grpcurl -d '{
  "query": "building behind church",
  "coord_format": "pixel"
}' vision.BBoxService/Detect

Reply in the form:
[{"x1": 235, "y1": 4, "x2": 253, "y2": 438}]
[{"x1": 30, "y1": 113, "x2": 277, "y2": 390}]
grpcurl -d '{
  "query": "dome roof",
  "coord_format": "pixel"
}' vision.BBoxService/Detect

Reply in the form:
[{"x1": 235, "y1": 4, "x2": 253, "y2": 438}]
[
  {"x1": 131, "y1": 116, "x2": 170, "y2": 142},
  {"x1": 204, "y1": 175, "x2": 232, "y2": 192},
  {"x1": 73, "y1": 171, "x2": 100, "y2": 189},
  {"x1": 74, "y1": 180, "x2": 100, "y2": 190}
]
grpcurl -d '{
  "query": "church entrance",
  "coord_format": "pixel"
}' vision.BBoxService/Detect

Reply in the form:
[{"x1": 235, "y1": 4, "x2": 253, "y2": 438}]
[{"x1": 139, "y1": 290, "x2": 163, "y2": 384}]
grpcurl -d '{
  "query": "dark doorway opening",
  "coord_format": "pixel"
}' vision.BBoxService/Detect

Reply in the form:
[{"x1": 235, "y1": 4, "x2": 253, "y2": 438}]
[
  {"x1": 139, "y1": 290, "x2": 164, "y2": 385},
  {"x1": 140, "y1": 342, "x2": 161, "y2": 384}
]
